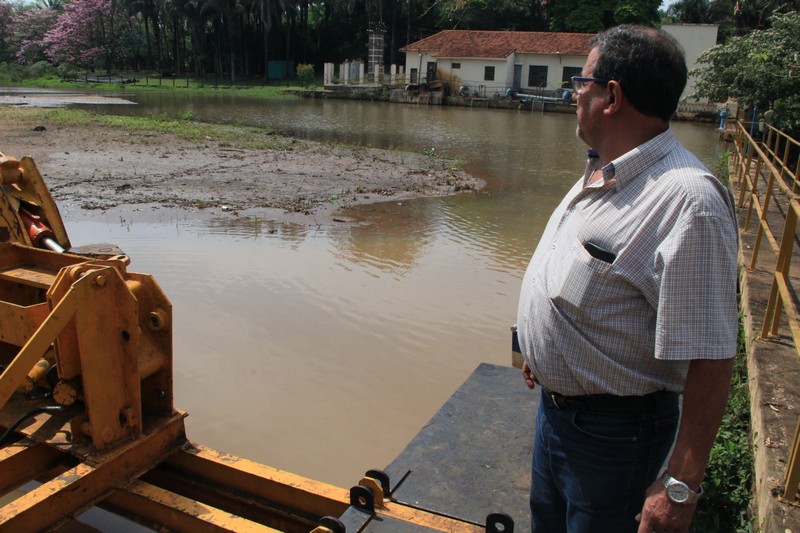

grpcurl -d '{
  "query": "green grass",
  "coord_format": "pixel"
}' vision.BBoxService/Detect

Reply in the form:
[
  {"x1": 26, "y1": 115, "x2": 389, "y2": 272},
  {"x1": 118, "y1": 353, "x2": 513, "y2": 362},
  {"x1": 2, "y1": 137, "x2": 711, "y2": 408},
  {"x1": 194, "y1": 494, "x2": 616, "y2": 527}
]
[
  {"x1": 1, "y1": 71, "x2": 313, "y2": 98},
  {"x1": 0, "y1": 106, "x2": 296, "y2": 151}
]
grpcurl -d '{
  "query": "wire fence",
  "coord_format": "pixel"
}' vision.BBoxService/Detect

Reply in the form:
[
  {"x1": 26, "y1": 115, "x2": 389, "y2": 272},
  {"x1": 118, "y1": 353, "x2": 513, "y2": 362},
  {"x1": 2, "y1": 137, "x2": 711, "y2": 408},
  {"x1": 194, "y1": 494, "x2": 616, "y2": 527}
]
[{"x1": 63, "y1": 72, "x2": 301, "y2": 90}]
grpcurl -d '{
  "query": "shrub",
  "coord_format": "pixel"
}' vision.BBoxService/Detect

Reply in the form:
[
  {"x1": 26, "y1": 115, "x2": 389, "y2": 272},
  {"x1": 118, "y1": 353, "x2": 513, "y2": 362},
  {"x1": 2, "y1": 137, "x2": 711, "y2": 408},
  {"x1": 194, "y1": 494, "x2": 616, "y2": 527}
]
[
  {"x1": 29, "y1": 60, "x2": 57, "y2": 78},
  {"x1": 713, "y1": 150, "x2": 731, "y2": 187},
  {"x1": 296, "y1": 63, "x2": 314, "y2": 88},
  {"x1": 0, "y1": 62, "x2": 26, "y2": 83}
]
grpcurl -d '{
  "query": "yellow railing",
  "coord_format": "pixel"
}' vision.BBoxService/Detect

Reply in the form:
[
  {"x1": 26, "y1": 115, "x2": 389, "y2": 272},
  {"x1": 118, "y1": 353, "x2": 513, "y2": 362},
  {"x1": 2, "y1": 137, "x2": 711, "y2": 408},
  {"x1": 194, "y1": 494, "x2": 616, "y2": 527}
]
[{"x1": 732, "y1": 120, "x2": 800, "y2": 499}]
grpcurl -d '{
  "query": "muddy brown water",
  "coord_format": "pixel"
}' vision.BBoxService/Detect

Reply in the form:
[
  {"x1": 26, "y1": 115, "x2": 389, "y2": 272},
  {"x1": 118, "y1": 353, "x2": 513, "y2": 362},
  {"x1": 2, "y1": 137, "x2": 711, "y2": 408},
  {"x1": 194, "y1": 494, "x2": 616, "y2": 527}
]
[{"x1": 60, "y1": 93, "x2": 724, "y2": 491}]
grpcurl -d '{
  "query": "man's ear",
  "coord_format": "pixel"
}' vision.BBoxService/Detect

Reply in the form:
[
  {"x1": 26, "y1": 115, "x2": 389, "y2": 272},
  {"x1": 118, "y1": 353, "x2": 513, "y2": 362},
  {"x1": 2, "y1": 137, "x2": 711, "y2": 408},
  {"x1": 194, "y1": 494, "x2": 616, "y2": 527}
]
[{"x1": 604, "y1": 81, "x2": 623, "y2": 115}]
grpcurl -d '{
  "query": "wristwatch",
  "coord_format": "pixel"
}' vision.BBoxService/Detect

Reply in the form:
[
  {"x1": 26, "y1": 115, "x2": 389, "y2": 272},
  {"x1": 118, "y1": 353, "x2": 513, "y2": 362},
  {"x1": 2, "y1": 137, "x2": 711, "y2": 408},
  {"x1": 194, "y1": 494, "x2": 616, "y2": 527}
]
[{"x1": 660, "y1": 471, "x2": 703, "y2": 504}]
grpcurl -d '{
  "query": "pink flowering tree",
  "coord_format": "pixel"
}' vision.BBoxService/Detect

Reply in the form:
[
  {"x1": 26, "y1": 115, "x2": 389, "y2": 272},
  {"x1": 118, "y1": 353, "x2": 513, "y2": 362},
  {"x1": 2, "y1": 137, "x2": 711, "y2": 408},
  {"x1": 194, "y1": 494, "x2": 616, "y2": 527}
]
[
  {"x1": 43, "y1": 0, "x2": 139, "y2": 71},
  {"x1": 10, "y1": 7, "x2": 59, "y2": 65}
]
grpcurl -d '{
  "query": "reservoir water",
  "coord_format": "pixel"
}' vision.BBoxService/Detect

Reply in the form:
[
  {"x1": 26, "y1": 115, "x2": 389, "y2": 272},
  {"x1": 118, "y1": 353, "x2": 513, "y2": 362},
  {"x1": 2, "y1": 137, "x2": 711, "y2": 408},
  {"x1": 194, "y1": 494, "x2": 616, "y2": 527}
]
[{"x1": 63, "y1": 93, "x2": 725, "y2": 488}]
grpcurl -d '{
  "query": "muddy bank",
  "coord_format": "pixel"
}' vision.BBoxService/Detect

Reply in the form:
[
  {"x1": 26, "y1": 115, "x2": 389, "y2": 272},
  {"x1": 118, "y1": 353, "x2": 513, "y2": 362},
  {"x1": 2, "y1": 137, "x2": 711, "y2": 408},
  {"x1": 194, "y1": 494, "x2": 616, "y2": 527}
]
[{"x1": 2, "y1": 114, "x2": 482, "y2": 225}]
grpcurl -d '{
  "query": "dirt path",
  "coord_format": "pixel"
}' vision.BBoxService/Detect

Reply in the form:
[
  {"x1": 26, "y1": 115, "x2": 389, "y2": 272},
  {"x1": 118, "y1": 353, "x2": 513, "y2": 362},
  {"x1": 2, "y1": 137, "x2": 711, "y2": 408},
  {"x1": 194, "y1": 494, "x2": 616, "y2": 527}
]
[{"x1": 2, "y1": 117, "x2": 482, "y2": 225}]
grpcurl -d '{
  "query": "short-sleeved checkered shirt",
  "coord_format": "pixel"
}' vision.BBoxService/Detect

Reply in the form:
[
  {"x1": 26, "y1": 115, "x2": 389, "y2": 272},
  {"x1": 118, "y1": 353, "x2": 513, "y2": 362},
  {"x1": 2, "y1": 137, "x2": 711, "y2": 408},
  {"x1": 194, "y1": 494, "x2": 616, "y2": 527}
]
[{"x1": 516, "y1": 129, "x2": 739, "y2": 396}]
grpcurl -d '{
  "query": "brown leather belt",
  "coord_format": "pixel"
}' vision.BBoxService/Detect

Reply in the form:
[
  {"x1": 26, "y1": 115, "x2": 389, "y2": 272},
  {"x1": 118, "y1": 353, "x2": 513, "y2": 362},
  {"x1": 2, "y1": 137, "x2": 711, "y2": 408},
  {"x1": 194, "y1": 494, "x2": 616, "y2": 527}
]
[{"x1": 543, "y1": 388, "x2": 679, "y2": 413}]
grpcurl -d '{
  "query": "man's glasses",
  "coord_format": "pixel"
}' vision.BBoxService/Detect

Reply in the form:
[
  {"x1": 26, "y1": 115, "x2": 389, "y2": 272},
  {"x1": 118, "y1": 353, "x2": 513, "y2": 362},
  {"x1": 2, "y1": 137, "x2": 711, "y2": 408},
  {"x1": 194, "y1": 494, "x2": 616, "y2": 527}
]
[{"x1": 571, "y1": 76, "x2": 608, "y2": 93}]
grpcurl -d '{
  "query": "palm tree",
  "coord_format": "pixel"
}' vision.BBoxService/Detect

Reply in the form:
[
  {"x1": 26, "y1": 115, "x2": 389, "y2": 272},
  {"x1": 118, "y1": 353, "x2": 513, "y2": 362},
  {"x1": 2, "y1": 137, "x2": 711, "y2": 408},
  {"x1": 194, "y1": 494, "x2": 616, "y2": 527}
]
[
  {"x1": 126, "y1": 0, "x2": 163, "y2": 70},
  {"x1": 201, "y1": 0, "x2": 246, "y2": 82}
]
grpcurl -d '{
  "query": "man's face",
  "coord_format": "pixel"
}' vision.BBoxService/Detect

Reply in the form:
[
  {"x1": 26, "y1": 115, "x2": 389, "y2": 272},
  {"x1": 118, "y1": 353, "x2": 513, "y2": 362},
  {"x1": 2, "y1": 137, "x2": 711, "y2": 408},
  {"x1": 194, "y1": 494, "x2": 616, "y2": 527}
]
[{"x1": 575, "y1": 47, "x2": 604, "y2": 146}]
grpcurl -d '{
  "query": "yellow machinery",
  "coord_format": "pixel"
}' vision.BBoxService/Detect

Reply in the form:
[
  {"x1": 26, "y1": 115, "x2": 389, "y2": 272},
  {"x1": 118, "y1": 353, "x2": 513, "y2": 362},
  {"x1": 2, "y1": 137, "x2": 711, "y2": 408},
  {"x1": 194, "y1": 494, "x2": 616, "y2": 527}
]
[{"x1": 0, "y1": 152, "x2": 515, "y2": 532}]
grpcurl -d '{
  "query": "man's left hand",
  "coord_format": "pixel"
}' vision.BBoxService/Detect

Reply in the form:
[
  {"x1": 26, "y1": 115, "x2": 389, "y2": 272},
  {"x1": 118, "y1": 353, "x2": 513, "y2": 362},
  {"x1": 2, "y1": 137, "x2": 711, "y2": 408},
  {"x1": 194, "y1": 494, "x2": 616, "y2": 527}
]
[{"x1": 636, "y1": 480, "x2": 697, "y2": 533}]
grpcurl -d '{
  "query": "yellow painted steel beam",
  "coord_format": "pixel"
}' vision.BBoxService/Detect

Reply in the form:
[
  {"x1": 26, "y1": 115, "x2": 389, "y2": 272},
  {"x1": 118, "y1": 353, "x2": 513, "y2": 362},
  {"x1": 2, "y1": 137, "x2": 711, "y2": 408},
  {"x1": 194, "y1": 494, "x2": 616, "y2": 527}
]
[
  {"x1": 0, "y1": 186, "x2": 26, "y2": 247},
  {"x1": 103, "y1": 479, "x2": 281, "y2": 533},
  {"x1": 0, "y1": 441, "x2": 65, "y2": 498},
  {"x1": 154, "y1": 445, "x2": 488, "y2": 532},
  {"x1": 16, "y1": 157, "x2": 71, "y2": 251},
  {"x1": 374, "y1": 501, "x2": 485, "y2": 532},
  {"x1": 0, "y1": 413, "x2": 186, "y2": 532},
  {"x1": 0, "y1": 265, "x2": 57, "y2": 290},
  {"x1": 0, "y1": 285, "x2": 78, "y2": 409},
  {"x1": 164, "y1": 445, "x2": 350, "y2": 519},
  {"x1": 141, "y1": 466, "x2": 324, "y2": 531},
  {"x1": 69, "y1": 267, "x2": 143, "y2": 449},
  {"x1": 0, "y1": 300, "x2": 49, "y2": 347}
]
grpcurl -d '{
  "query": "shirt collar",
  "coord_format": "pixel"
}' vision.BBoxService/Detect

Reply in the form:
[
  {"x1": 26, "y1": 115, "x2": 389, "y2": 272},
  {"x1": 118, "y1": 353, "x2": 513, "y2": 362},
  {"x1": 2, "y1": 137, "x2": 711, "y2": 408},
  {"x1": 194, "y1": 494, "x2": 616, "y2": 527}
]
[
  {"x1": 607, "y1": 128, "x2": 678, "y2": 189},
  {"x1": 583, "y1": 149, "x2": 615, "y2": 187},
  {"x1": 583, "y1": 129, "x2": 677, "y2": 190}
]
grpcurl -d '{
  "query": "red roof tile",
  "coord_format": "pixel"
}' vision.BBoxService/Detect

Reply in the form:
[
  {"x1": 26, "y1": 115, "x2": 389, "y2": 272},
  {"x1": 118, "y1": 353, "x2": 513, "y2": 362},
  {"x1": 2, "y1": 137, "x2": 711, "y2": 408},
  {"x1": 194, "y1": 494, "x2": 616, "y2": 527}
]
[{"x1": 402, "y1": 30, "x2": 595, "y2": 58}]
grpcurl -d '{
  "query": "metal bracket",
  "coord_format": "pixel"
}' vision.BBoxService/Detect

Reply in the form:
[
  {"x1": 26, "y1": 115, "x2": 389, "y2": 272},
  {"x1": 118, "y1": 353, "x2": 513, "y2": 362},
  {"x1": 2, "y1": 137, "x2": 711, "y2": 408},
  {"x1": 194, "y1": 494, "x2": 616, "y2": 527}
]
[
  {"x1": 316, "y1": 516, "x2": 346, "y2": 533},
  {"x1": 364, "y1": 468, "x2": 391, "y2": 498},
  {"x1": 350, "y1": 484, "x2": 375, "y2": 514},
  {"x1": 486, "y1": 512, "x2": 514, "y2": 533}
]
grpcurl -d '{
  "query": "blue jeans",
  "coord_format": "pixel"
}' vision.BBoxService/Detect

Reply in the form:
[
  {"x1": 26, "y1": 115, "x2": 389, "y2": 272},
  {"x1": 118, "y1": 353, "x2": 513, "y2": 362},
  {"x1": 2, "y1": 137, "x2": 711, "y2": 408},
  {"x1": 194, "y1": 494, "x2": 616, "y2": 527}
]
[{"x1": 531, "y1": 388, "x2": 680, "y2": 533}]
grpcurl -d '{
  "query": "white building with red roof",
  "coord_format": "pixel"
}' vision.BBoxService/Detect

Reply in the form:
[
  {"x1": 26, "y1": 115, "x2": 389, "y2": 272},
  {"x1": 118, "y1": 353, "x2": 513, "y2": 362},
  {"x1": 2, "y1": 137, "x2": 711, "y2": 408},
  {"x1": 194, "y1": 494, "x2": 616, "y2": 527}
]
[
  {"x1": 401, "y1": 30, "x2": 594, "y2": 97},
  {"x1": 401, "y1": 25, "x2": 717, "y2": 103}
]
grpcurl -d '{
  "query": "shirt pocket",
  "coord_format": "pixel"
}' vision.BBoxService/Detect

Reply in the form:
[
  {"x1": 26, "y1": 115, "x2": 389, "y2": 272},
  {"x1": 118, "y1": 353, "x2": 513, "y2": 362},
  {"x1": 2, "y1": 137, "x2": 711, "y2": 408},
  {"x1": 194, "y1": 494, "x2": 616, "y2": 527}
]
[{"x1": 546, "y1": 237, "x2": 614, "y2": 311}]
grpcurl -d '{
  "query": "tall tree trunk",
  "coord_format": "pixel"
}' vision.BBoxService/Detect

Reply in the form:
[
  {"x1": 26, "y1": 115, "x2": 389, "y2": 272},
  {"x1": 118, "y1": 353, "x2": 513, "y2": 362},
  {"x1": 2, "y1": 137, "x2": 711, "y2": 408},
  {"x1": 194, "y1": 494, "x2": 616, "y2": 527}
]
[
  {"x1": 230, "y1": 46, "x2": 235, "y2": 84},
  {"x1": 173, "y1": 14, "x2": 181, "y2": 74},
  {"x1": 285, "y1": 7, "x2": 292, "y2": 62},
  {"x1": 260, "y1": 0, "x2": 272, "y2": 81},
  {"x1": 150, "y1": 11, "x2": 162, "y2": 72},
  {"x1": 143, "y1": 17, "x2": 153, "y2": 69}
]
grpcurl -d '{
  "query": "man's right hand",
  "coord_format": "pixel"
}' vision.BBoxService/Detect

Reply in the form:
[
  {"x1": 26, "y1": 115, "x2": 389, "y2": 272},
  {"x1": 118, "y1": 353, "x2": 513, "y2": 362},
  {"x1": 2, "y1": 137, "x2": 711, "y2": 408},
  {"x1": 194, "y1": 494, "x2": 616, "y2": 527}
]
[{"x1": 522, "y1": 361, "x2": 538, "y2": 389}]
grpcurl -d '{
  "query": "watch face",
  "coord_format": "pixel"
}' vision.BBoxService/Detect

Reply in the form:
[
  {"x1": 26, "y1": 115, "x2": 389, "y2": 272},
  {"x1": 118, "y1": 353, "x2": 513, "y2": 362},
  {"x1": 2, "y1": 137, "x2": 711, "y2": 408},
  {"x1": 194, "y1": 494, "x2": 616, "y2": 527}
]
[{"x1": 667, "y1": 482, "x2": 691, "y2": 503}]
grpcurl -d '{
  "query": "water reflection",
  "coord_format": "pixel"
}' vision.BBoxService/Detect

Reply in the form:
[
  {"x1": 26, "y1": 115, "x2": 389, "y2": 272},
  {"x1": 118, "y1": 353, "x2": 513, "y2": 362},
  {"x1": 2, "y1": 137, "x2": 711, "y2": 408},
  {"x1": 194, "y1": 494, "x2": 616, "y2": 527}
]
[
  {"x1": 334, "y1": 199, "x2": 436, "y2": 277},
  {"x1": 61, "y1": 94, "x2": 725, "y2": 489}
]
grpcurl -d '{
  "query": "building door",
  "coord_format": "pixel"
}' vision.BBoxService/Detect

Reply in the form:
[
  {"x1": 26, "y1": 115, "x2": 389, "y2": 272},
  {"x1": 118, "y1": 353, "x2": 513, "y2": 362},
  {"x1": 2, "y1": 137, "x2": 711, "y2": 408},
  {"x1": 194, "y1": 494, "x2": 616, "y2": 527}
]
[
  {"x1": 426, "y1": 62, "x2": 437, "y2": 82},
  {"x1": 513, "y1": 64, "x2": 522, "y2": 89}
]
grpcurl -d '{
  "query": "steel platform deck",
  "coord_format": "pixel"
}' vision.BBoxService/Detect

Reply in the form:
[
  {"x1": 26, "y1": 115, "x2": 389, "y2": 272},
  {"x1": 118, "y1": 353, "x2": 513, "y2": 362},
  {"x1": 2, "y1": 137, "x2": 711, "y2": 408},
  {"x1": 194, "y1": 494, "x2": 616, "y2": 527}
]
[{"x1": 380, "y1": 362, "x2": 537, "y2": 531}]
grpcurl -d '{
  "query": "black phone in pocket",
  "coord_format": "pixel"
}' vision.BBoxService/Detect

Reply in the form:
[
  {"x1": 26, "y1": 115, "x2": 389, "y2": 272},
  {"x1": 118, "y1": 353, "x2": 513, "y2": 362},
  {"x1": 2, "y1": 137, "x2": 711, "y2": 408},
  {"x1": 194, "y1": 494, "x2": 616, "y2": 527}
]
[{"x1": 584, "y1": 241, "x2": 616, "y2": 263}]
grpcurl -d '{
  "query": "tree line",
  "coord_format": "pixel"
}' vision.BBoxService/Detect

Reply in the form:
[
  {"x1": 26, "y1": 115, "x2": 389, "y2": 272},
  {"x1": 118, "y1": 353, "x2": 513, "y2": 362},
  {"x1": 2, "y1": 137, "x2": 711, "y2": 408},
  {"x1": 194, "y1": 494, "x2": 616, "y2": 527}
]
[
  {"x1": 0, "y1": 0, "x2": 798, "y2": 137},
  {"x1": 0, "y1": 0, "x2": 793, "y2": 84}
]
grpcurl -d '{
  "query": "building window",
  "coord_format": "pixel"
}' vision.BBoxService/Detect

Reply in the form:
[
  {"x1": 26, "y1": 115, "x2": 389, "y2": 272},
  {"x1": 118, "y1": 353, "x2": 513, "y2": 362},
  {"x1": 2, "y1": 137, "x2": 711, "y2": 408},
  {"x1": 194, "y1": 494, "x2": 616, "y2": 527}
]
[
  {"x1": 452, "y1": 62, "x2": 461, "y2": 69},
  {"x1": 562, "y1": 67, "x2": 582, "y2": 89},
  {"x1": 484, "y1": 66, "x2": 495, "y2": 81},
  {"x1": 528, "y1": 65, "x2": 548, "y2": 88}
]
